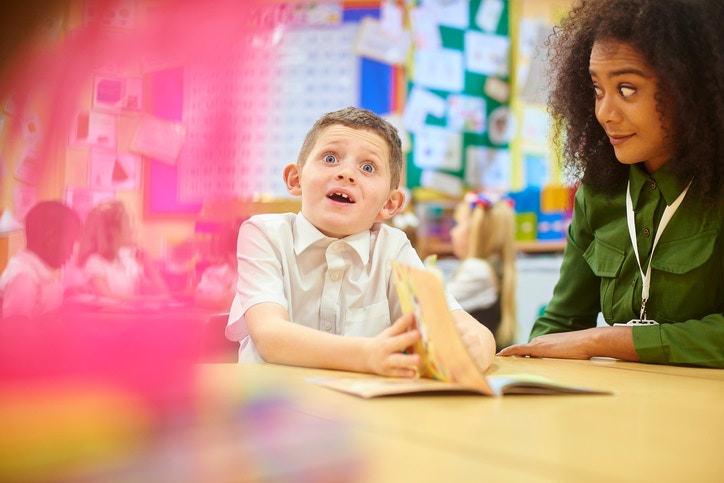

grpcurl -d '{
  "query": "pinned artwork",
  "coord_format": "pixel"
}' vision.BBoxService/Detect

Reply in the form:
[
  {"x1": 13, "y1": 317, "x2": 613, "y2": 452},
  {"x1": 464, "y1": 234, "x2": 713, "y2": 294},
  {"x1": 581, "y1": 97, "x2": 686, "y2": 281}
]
[
  {"x1": 89, "y1": 148, "x2": 141, "y2": 190},
  {"x1": 129, "y1": 115, "x2": 186, "y2": 165},
  {"x1": 93, "y1": 76, "x2": 124, "y2": 112},
  {"x1": 69, "y1": 111, "x2": 117, "y2": 148}
]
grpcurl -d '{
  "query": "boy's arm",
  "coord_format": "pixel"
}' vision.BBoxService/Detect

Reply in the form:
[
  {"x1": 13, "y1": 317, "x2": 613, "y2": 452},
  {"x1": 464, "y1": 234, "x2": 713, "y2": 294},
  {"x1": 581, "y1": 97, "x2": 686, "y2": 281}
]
[
  {"x1": 246, "y1": 302, "x2": 423, "y2": 377},
  {"x1": 2, "y1": 273, "x2": 36, "y2": 318},
  {"x1": 135, "y1": 248, "x2": 171, "y2": 296},
  {"x1": 451, "y1": 309, "x2": 496, "y2": 373}
]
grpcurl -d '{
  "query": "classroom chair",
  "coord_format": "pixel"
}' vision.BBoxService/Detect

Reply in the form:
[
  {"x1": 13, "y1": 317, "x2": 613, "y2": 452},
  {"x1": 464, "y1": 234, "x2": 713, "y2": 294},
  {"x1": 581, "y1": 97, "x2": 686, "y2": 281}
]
[{"x1": 200, "y1": 313, "x2": 238, "y2": 363}]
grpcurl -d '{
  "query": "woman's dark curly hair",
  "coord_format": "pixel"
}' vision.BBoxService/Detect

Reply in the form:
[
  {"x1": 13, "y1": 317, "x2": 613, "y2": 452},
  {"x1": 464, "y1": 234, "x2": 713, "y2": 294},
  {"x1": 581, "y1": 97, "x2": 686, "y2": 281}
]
[{"x1": 547, "y1": 0, "x2": 723, "y2": 204}]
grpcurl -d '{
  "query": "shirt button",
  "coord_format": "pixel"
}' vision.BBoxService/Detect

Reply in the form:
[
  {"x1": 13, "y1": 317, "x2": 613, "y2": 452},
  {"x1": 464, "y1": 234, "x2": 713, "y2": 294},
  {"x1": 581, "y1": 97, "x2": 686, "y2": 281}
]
[
  {"x1": 650, "y1": 181, "x2": 657, "y2": 190},
  {"x1": 643, "y1": 227, "x2": 651, "y2": 237},
  {"x1": 330, "y1": 272, "x2": 340, "y2": 281},
  {"x1": 324, "y1": 322, "x2": 332, "y2": 331}
]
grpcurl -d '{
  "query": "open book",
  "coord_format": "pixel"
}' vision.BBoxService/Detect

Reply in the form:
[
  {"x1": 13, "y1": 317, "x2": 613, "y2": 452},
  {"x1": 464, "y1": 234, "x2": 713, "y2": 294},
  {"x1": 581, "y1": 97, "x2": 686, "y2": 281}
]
[{"x1": 310, "y1": 261, "x2": 611, "y2": 398}]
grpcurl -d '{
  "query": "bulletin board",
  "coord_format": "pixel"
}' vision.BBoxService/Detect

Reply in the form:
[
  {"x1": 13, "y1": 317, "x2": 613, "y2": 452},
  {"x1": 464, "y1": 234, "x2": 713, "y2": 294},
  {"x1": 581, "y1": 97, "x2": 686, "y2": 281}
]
[
  {"x1": 144, "y1": 2, "x2": 396, "y2": 216},
  {"x1": 402, "y1": 0, "x2": 510, "y2": 198}
]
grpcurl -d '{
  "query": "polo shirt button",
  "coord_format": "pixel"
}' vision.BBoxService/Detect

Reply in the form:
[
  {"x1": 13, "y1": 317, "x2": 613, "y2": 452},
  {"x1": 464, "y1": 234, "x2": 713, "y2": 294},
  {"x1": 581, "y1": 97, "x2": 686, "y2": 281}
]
[
  {"x1": 643, "y1": 227, "x2": 651, "y2": 237},
  {"x1": 324, "y1": 322, "x2": 332, "y2": 331},
  {"x1": 650, "y1": 181, "x2": 657, "y2": 190},
  {"x1": 330, "y1": 272, "x2": 340, "y2": 281}
]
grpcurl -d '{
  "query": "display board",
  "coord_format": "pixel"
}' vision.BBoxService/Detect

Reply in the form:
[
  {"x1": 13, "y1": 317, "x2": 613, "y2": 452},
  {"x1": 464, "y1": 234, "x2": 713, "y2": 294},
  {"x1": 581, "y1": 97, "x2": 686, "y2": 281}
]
[
  {"x1": 146, "y1": 3, "x2": 395, "y2": 215},
  {"x1": 403, "y1": 0, "x2": 510, "y2": 198}
]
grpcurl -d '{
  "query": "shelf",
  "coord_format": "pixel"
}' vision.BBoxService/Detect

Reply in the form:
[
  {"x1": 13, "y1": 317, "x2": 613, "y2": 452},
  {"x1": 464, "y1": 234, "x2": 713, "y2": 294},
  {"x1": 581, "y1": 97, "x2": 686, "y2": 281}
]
[
  {"x1": 415, "y1": 237, "x2": 567, "y2": 259},
  {"x1": 515, "y1": 240, "x2": 567, "y2": 254}
]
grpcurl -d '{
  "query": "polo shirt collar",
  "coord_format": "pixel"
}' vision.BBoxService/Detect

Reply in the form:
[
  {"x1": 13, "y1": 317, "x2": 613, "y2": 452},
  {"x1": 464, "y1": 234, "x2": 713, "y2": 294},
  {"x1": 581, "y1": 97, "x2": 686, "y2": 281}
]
[
  {"x1": 629, "y1": 163, "x2": 687, "y2": 207},
  {"x1": 17, "y1": 248, "x2": 53, "y2": 277},
  {"x1": 293, "y1": 213, "x2": 371, "y2": 264}
]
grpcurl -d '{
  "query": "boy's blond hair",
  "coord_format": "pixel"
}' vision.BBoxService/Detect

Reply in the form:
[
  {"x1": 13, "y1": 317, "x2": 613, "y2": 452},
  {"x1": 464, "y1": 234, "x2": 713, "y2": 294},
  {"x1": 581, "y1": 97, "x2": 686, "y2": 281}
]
[{"x1": 296, "y1": 106, "x2": 403, "y2": 190}]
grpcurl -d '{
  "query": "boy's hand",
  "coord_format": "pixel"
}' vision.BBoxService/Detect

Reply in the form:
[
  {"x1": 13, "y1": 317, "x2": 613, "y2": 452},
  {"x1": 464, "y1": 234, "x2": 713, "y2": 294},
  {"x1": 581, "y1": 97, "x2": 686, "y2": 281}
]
[
  {"x1": 364, "y1": 313, "x2": 421, "y2": 378},
  {"x1": 452, "y1": 311, "x2": 496, "y2": 373}
]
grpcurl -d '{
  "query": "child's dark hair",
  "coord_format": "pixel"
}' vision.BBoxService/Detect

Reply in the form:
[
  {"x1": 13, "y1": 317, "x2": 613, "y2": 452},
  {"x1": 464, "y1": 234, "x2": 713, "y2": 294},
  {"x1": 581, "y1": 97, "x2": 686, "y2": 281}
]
[
  {"x1": 547, "y1": 0, "x2": 723, "y2": 204},
  {"x1": 296, "y1": 106, "x2": 403, "y2": 190},
  {"x1": 25, "y1": 200, "x2": 81, "y2": 252}
]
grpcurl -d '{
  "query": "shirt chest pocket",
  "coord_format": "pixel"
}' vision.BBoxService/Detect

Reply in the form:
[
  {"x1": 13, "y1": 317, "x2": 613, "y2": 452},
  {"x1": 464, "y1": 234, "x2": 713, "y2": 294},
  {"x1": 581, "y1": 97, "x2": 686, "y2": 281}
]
[
  {"x1": 651, "y1": 230, "x2": 717, "y2": 274},
  {"x1": 649, "y1": 230, "x2": 719, "y2": 319},
  {"x1": 584, "y1": 238, "x2": 625, "y2": 277},
  {"x1": 344, "y1": 301, "x2": 391, "y2": 337},
  {"x1": 583, "y1": 238, "x2": 625, "y2": 320}
]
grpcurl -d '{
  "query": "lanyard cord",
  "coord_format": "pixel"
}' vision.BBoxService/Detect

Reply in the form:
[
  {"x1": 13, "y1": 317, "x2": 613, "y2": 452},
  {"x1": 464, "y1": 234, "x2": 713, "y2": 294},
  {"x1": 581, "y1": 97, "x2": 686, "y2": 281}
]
[{"x1": 625, "y1": 180, "x2": 691, "y2": 319}]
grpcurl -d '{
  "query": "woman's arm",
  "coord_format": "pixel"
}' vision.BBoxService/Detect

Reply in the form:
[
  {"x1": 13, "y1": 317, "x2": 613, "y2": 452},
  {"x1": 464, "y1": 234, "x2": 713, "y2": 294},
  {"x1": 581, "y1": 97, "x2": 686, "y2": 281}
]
[{"x1": 498, "y1": 326, "x2": 638, "y2": 361}]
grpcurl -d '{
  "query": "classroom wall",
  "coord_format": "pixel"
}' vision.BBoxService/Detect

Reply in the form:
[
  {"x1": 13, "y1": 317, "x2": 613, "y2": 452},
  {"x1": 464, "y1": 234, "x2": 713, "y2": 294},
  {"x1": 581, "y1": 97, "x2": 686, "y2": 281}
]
[
  {"x1": 1, "y1": 0, "x2": 574, "y2": 271},
  {"x1": 0, "y1": 0, "x2": 200, "y2": 266}
]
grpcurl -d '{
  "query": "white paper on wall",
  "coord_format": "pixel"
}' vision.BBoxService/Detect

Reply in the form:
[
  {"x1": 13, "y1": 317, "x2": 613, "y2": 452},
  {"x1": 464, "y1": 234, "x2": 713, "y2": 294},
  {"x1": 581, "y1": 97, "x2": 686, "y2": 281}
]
[
  {"x1": 464, "y1": 31, "x2": 510, "y2": 77},
  {"x1": 355, "y1": 17, "x2": 412, "y2": 65},
  {"x1": 129, "y1": 115, "x2": 186, "y2": 165},
  {"x1": 413, "y1": 126, "x2": 462, "y2": 171},
  {"x1": 413, "y1": 49, "x2": 465, "y2": 93},
  {"x1": 403, "y1": 87, "x2": 446, "y2": 132},
  {"x1": 465, "y1": 145, "x2": 511, "y2": 191},
  {"x1": 420, "y1": 169, "x2": 463, "y2": 197}
]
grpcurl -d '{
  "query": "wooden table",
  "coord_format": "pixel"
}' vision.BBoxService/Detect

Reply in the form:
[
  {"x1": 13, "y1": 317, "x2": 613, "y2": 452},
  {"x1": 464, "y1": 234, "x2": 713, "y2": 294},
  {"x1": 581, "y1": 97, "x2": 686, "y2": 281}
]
[{"x1": 197, "y1": 357, "x2": 724, "y2": 482}]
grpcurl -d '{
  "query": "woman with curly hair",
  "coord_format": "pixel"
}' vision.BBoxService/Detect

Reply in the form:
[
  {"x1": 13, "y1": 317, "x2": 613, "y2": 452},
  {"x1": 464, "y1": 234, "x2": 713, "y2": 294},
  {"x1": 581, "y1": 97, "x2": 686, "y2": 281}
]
[{"x1": 499, "y1": 0, "x2": 724, "y2": 367}]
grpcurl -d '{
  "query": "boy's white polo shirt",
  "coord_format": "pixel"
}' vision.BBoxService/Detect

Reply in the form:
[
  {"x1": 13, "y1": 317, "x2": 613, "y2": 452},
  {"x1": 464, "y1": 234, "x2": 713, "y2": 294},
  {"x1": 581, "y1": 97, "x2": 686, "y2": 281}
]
[
  {"x1": 226, "y1": 212, "x2": 460, "y2": 362},
  {"x1": 0, "y1": 248, "x2": 62, "y2": 319}
]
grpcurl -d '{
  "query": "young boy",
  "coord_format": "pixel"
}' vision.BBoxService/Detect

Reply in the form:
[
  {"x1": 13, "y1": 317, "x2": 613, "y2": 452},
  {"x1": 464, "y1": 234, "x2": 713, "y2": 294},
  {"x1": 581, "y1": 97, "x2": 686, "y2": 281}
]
[
  {"x1": 0, "y1": 200, "x2": 81, "y2": 319},
  {"x1": 226, "y1": 107, "x2": 495, "y2": 376}
]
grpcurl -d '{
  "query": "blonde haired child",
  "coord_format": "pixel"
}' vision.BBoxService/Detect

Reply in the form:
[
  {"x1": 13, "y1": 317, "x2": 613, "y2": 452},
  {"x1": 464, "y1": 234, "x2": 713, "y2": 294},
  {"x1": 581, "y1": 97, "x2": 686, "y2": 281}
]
[
  {"x1": 448, "y1": 192, "x2": 517, "y2": 349},
  {"x1": 76, "y1": 200, "x2": 169, "y2": 302}
]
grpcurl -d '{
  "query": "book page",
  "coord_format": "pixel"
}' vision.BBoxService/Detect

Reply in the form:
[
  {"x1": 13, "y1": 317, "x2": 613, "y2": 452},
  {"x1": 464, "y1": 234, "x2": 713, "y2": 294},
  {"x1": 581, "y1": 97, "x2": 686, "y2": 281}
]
[
  {"x1": 308, "y1": 377, "x2": 487, "y2": 399},
  {"x1": 391, "y1": 261, "x2": 493, "y2": 394}
]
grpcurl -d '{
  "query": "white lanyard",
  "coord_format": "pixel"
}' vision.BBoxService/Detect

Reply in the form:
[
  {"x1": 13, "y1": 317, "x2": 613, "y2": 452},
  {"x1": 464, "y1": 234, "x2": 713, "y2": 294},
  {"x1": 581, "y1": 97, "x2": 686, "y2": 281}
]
[{"x1": 625, "y1": 180, "x2": 690, "y2": 320}]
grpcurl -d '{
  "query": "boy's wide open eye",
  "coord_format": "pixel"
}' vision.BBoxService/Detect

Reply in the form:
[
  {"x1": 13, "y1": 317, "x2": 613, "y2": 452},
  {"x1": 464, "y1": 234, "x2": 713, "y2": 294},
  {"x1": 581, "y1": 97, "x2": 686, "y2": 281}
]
[
  {"x1": 361, "y1": 162, "x2": 375, "y2": 173},
  {"x1": 323, "y1": 153, "x2": 337, "y2": 163}
]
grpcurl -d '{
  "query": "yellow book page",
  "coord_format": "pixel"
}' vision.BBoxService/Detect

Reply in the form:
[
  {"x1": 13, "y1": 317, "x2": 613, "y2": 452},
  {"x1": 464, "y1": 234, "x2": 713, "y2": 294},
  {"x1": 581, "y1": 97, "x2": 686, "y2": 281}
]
[{"x1": 391, "y1": 261, "x2": 493, "y2": 394}]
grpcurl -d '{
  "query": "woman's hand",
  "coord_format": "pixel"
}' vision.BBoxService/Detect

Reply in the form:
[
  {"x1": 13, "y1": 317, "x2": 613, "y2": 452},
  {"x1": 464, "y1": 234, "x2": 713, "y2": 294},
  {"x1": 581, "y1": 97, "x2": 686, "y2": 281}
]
[{"x1": 497, "y1": 326, "x2": 639, "y2": 361}]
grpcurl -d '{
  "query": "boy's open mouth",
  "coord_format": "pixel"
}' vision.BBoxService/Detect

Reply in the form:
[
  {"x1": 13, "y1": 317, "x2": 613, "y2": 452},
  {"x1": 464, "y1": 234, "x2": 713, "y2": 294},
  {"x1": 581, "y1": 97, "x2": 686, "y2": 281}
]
[{"x1": 328, "y1": 192, "x2": 354, "y2": 203}]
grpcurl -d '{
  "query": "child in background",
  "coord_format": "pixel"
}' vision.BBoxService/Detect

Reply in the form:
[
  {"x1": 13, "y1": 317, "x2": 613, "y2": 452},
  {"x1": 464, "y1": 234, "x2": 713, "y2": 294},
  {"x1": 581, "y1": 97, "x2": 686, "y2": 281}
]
[
  {"x1": 194, "y1": 219, "x2": 243, "y2": 310},
  {"x1": 447, "y1": 192, "x2": 517, "y2": 350},
  {"x1": 226, "y1": 106, "x2": 496, "y2": 376},
  {"x1": 75, "y1": 200, "x2": 170, "y2": 302},
  {"x1": 0, "y1": 200, "x2": 81, "y2": 319}
]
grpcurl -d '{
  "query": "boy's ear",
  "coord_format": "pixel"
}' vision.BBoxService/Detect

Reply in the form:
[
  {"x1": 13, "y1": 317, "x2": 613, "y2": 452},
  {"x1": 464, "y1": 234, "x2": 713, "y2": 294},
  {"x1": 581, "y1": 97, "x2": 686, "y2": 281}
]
[
  {"x1": 283, "y1": 163, "x2": 302, "y2": 196},
  {"x1": 376, "y1": 188, "x2": 406, "y2": 221}
]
